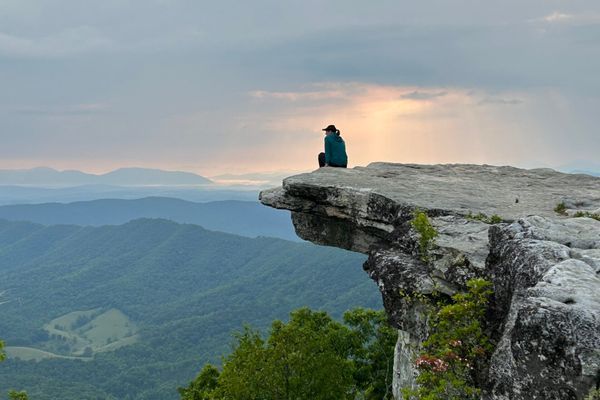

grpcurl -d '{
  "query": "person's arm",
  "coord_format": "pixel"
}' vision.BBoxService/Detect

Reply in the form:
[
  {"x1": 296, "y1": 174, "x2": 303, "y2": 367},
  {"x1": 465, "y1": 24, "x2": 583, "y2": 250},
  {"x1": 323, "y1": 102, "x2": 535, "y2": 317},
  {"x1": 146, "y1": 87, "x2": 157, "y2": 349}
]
[{"x1": 324, "y1": 136, "x2": 331, "y2": 165}]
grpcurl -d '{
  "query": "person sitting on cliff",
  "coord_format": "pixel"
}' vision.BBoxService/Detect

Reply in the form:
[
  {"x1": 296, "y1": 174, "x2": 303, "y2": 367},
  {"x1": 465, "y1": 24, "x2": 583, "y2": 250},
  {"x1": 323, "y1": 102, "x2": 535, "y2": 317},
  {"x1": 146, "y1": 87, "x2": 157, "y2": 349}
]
[{"x1": 318, "y1": 124, "x2": 348, "y2": 168}]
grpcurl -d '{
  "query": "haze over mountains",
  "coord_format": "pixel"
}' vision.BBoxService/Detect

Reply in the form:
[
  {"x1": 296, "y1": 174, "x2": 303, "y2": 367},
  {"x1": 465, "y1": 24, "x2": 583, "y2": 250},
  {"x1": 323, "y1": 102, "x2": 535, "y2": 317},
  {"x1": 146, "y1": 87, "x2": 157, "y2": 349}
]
[
  {"x1": 0, "y1": 197, "x2": 297, "y2": 240},
  {"x1": 2, "y1": 164, "x2": 595, "y2": 190},
  {"x1": 0, "y1": 167, "x2": 212, "y2": 186},
  {"x1": 558, "y1": 161, "x2": 600, "y2": 177},
  {"x1": 0, "y1": 184, "x2": 262, "y2": 206},
  {"x1": 0, "y1": 167, "x2": 295, "y2": 205}
]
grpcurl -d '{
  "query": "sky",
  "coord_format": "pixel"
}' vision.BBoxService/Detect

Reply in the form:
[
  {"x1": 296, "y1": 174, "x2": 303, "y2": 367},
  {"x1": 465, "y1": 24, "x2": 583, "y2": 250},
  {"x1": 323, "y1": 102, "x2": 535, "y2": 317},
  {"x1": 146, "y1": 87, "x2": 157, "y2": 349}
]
[{"x1": 1, "y1": 0, "x2": 599, "y2": 176}]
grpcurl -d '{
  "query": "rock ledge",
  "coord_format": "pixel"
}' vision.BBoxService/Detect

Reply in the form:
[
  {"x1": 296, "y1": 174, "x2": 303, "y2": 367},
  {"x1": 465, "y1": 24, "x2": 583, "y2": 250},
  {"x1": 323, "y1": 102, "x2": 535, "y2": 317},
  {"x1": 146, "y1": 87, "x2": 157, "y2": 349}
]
[{"x1": 260, "y1": 163, "x2": 600, "y2": 400}]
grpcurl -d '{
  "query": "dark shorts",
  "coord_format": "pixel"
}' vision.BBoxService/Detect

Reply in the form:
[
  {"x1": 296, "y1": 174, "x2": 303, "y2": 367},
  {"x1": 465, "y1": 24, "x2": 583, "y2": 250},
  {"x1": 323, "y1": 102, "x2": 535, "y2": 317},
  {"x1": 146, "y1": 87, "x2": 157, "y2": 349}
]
[{"x1": 318, "y1": 152, "x2": 347, "y2": 168}]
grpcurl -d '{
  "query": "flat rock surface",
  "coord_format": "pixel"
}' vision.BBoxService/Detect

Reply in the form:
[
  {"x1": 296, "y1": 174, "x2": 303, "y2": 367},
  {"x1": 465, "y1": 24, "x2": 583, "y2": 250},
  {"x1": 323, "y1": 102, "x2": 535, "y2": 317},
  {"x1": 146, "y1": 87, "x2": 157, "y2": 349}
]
[{"x1": 262, "y1": 163, "x2": 600, "y2": 221}]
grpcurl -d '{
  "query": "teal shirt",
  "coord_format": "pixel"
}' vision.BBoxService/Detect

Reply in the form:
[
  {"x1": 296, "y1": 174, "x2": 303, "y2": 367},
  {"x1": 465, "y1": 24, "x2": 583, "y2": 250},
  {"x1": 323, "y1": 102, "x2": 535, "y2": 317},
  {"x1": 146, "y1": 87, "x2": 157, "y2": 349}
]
[{"x1": 324, "y1": 134, "x2": 348, "y2": 166}]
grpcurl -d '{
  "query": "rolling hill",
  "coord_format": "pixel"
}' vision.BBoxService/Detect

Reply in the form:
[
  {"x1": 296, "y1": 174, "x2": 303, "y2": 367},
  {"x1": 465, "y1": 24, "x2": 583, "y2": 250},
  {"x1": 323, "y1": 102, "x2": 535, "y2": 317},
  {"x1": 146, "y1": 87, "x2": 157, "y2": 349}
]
[
  {"x1": 0, "y1": 185, "x2": 260, "y2": 206},
  {"x1": 0, "y1": 197, "x2": 297, "y2": 240},
  {"x1": 0, "y1": 218, "x2": 379, "y2": 399}
]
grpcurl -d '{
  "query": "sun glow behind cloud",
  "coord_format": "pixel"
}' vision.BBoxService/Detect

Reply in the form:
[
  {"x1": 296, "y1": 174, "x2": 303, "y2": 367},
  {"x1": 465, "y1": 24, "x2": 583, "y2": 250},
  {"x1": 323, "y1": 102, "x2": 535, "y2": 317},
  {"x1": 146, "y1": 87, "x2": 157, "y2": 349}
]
[
  {"x1": 2, "y1": 2, "x2": 599, "y2": 176},
  {"x1": 234, "y1": 82, "x2": 540, "y2": 173},
  {"x1": 0, "y1": 81, "x2": 583, "y2": 177}
]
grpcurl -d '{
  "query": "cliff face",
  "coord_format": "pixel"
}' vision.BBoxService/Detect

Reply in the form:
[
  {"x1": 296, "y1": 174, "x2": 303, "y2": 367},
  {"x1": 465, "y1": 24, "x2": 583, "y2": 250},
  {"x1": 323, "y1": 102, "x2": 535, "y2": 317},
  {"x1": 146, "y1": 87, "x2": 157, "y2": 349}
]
[{"x1": 259, "y1": 163, "x2": 600, "y2": 400}]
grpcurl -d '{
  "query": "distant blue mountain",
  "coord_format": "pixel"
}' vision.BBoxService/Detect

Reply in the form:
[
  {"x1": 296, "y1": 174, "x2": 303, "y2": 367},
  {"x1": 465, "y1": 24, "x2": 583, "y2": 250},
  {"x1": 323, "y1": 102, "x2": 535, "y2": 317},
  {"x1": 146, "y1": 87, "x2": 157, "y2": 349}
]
[
  {"x1": 558, "y1": 161, "x2": 600, "y2": 177},
  {"x1": 569, "y1": 169, "x2": 600, "y2": 177},
  {"x1": 0, "y1": 185, "x2": 259, "y2": 206},
  {"x1": 0, "y1": 197, "x2": 298, "y2": 240},
  {"x1": 0, "y1": 167, "x2": 212, "y2": 186}
]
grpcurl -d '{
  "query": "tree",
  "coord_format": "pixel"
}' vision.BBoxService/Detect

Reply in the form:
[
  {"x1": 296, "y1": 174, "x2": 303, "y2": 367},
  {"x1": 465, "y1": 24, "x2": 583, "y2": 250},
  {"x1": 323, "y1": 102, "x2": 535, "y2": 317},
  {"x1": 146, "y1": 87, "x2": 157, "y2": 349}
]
[
  {"x1": 178, "y1": 364, "x2": 220, "y2": 400},
  {"x1": 8, "y1": 391, "x2": 29, "y2": 400},
  {"x1": 344, "y1": 308, "x2": 397, "y2": 399},
  {"x1": 180, "y1": 307, "x2": 397, "y2": 400},
  {"x1": 217, "y1": 308, "x2": 355, "y2": 400}
]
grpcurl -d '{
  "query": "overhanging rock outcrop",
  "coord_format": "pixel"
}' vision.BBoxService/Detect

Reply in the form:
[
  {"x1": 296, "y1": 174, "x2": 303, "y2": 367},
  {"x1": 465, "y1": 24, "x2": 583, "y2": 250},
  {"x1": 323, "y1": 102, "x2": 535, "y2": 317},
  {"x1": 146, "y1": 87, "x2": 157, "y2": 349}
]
[{"x1": 259, "y1": 163, "x2": 600, "y2": 400}]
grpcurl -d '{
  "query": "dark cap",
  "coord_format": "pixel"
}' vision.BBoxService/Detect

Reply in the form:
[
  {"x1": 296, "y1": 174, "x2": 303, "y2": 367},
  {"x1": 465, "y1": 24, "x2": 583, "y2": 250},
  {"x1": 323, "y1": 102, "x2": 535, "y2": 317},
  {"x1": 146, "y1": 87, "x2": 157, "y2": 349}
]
[{"x1": 322, "y1": 124, "x2": 337, "y2": 132}]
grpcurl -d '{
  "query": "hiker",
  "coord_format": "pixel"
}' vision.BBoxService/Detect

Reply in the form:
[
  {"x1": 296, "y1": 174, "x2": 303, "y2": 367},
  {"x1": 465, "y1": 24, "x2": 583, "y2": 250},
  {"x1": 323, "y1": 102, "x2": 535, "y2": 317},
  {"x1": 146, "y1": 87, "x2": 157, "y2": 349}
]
[{"x1": 318, "y1": 124, "x2": 348, "y2": 168}]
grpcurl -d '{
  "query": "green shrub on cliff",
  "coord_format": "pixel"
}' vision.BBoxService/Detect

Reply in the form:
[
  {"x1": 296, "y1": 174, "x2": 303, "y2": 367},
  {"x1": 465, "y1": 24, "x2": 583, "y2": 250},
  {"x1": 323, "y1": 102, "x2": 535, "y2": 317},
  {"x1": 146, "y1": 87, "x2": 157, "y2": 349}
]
[
  {"x1": 411, "y1": 211, "x2": 438, "y2": 262},
  {"x1": 403, "y1": 278, "x2": 493, "y2": 400},
  {"x1": 554, "y1": 202, "x2": 568, "y2": 215},
  {"x1": 586, "y1": 388, "x2": 600, "y2": 400},
  {"x1": 574, "y1": 211, "x2": 600, "y2": 221},
  {"x1": 465, "y1": 212, "x2": 503, "y2": 224}
]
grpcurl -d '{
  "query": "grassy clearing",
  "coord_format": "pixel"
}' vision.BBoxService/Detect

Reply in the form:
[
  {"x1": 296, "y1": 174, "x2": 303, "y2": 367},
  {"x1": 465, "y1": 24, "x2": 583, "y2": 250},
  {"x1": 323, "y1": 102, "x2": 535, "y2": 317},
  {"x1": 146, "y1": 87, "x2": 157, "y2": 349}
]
[
  {"x1": 37, "y1": 308, "x2": 139, "y2": 357},
  {"x1": 5, "y1": 346, "x2": 92, "y2": 362},
  {"x1": 77, "y1": 308, "x2": 137, "y2": 347}
]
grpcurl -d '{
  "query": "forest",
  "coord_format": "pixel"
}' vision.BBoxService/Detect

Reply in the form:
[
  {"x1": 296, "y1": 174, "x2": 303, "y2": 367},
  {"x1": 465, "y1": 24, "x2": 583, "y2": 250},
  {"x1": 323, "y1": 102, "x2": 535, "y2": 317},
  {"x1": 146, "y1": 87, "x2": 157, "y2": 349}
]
[{"x1": 0, "y1": 218, "x2": 380, "y2": 399}]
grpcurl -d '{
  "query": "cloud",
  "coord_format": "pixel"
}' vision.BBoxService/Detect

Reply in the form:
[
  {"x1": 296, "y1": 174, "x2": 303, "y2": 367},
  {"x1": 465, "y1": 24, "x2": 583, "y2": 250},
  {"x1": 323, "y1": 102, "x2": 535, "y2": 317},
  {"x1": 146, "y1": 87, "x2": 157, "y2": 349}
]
[
  {"x1": 542, "y1": 12, "x2": 573, "y2": 23},
  {"x1": 0, "y1": 26, "x2": 112, "y2": 58},
  {"x1": 478, "y1": 97, "x2": 523, "y2": 106},
  {"x1": 12, "y1": 103, "x2": 109, "y2": 115},
  {"x1": 0, "y1": 1, "x2": 599, "y2": 174},
  {"x1": 400, "y1": 91, "x2": 447, "y2": 100},
  {"x1": 250, "y1": 88, "x2": 347, "y2": 102},
  {"x1": 530, "y1": 11, "x2": 600, "y2": 25}
]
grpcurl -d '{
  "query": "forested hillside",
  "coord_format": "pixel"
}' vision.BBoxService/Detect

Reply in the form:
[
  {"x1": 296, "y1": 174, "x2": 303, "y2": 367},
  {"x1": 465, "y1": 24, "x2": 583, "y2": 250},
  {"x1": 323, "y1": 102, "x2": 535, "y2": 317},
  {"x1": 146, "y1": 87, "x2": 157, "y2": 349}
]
[{"x1": 0, "y1": 219, "x2": 379, "y2": 399}]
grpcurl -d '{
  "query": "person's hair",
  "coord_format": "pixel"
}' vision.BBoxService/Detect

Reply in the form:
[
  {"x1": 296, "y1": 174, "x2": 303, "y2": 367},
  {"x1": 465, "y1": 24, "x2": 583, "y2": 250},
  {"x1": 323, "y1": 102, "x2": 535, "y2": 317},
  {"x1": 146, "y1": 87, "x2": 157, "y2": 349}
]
[{"x1": 335, "y1": 129, "x2": 340, "y2": 136}]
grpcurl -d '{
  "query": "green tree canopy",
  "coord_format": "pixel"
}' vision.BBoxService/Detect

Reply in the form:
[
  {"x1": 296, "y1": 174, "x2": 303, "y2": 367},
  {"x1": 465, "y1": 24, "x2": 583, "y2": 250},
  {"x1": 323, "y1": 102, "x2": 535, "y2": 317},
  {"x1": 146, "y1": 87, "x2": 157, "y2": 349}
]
[
  {"x1": 178, "y1": 364, "x2": 220, "y2": 400},
  {"x1": 8, "y1": 391, "x2": 29, "y2": 400},
  {"x1": 343, "y1": 308, "x2": 397, "y2": 399},
  {"x1": 179, "y1": 307, "x2": 397, "y2": 400}
]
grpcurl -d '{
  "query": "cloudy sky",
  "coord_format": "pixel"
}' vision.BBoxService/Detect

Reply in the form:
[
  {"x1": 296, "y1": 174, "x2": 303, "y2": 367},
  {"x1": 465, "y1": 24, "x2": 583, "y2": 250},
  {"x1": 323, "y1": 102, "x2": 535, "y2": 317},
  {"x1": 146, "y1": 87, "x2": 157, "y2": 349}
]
[{"x1": 1, "y1": 0, "x2": 599, "y2": 176}]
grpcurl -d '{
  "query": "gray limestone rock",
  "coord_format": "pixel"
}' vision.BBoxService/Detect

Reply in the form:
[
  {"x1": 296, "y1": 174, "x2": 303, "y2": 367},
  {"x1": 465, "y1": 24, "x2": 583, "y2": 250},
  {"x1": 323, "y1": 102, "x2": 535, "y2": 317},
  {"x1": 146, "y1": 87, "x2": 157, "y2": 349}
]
[
  {"x1": 487, "y1": 217, "x2": 600, "y2": 400},
  {"x1": 259, "y1": 163, "x2": 600, "y2": 400}
]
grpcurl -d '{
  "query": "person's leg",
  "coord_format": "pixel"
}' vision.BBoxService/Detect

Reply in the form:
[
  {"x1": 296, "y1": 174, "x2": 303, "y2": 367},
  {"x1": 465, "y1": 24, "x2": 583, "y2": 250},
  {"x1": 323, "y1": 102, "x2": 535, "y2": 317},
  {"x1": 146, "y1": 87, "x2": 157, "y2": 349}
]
[{"x1": 318, "y1": 152, "x2": 326, "y2": 167}]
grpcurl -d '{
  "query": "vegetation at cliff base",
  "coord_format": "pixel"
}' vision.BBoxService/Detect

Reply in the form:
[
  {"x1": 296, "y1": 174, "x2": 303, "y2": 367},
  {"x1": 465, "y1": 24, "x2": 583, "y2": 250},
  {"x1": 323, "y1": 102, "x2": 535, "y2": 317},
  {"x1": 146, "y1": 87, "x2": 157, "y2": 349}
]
[
  {"x1": 403, "y1": 278, "x2": 493, "y2": 400},
  {"x1": 179, "y1": 307, "x2": 397, "y2": 400}
]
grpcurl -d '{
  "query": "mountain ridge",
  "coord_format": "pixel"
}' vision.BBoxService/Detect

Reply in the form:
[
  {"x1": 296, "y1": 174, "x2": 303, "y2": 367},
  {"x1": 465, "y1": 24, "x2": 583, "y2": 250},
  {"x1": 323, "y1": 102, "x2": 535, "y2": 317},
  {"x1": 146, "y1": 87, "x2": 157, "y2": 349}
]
[
  {"x1": 0, "y1": 167, "x2": 212, "y2": 186},
  {"x1": 0, "y1": 197, "x2": 297, "y2": 240}
]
